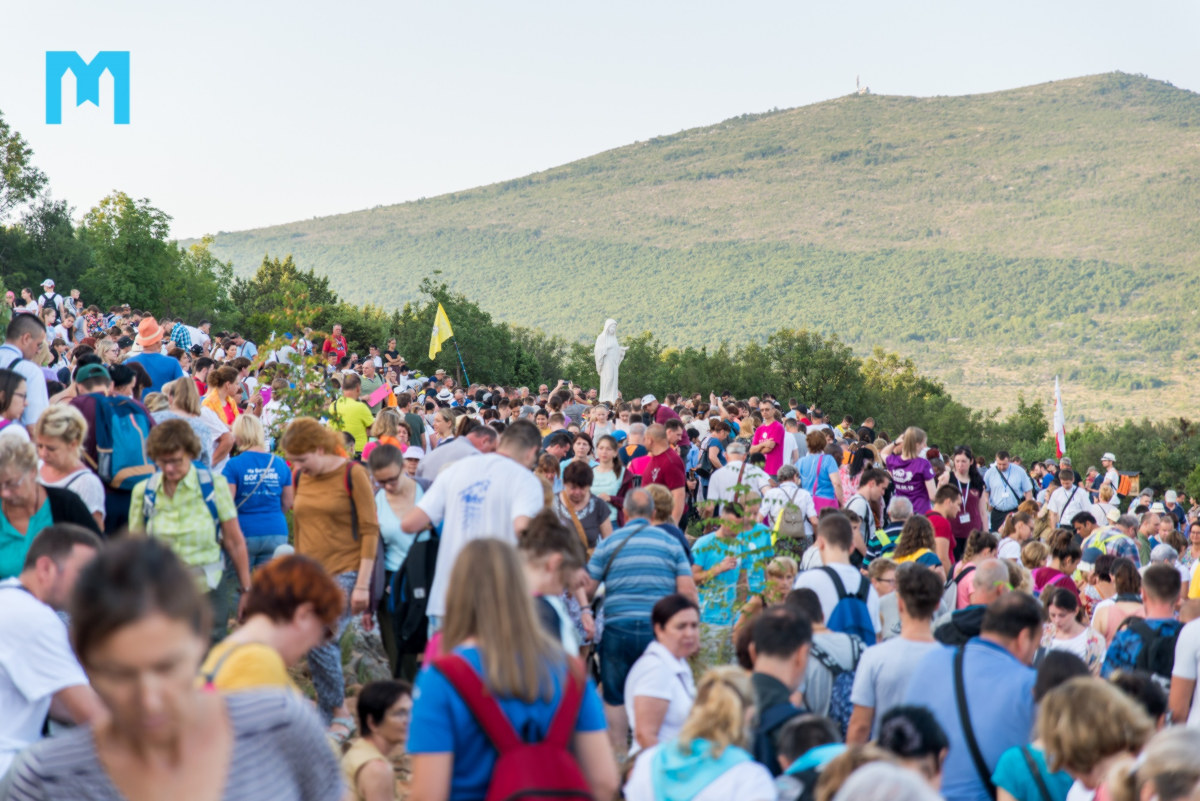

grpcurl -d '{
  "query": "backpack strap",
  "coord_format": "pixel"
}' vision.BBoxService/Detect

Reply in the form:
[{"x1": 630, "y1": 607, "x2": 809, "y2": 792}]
[
  {"x1": 820, "y1": 565, "x2": 849, "y2": 601},
  {"x1": 193, "y1": 463, "x2": 222, "y2": 543},
  {"x1": 201, "y1": 642, "x2": 255, "y2": 691},
  {"x1": 345, "y1": 462, "x2": 360, "y2": 542},
  {"x1": 808, "y1": 641, "x2": 848, "y2": 677},
  {"x1": 949, "y1": 564, "x2": 976, "y2": 591},
  {"x1": 759, "y1": 701, "x2": 801, "y2": 734},
  {"x1": 1019, "y1": 746, "x2": 1054, "y2": 801},
  {"x1": 954, "y1": 645, "x2": 997, "y2": 799},
  {"x1": 433, "y1": 654, "x2": 527, "y2": 754},
  {"x1": 543, "y1": 658, "x2": 586, "y2": 749},
  {"x1": 141, "y1": 471, "x2": 163, "y2": 527}
]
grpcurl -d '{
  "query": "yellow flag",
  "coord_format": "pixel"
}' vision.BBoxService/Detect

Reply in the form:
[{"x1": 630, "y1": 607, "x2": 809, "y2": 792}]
[{"x1": 429, "y1": 303, "x2": 454, "y2": 360}]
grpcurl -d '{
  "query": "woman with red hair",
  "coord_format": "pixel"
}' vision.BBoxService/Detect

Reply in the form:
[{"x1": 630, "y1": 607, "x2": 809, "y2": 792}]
[{"x1": 200, "y1": 554, "x2": 346, "y2": 692}]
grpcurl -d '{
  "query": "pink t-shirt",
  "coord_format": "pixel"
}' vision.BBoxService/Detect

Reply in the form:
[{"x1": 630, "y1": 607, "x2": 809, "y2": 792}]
[{"x1": 753, "y1": 420, "x2": 787, "y2": 476}]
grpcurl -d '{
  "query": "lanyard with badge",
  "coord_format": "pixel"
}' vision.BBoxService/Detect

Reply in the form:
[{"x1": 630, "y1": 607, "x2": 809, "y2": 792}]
[{"x1": 955, "y1": 476, "x2": 972, "y2": 525}]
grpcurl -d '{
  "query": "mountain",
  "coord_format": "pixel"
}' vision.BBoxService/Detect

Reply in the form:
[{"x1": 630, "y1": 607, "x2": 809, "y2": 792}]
[{"x1": 201, "y1": 72, "x2": 1200, "y2": 422}]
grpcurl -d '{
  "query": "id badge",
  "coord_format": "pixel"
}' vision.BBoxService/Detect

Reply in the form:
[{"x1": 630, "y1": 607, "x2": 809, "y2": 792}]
[{"x1": 958, "y1": 514, "x2": 971, "y2": 524}]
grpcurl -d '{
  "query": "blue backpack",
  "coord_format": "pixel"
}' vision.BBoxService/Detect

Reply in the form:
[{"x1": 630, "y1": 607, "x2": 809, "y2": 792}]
[
  {"x1": 141, "y1": 460, "x2": 222, "y2": 543},
  {"x1": 821, "y1": 566, "x2": 876, "y2": 646},
  {"x1": 91, "y1": 395, "x2": 156, "y2": 491},
  {"x1": 809, "y1": 636, "x2": 865, "y2": 736}
]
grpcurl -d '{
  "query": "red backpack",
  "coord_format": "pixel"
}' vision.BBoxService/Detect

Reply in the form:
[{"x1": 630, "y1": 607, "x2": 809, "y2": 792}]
[{"x1": 433, "y1": 654, "x2": 592, "y2": 801}]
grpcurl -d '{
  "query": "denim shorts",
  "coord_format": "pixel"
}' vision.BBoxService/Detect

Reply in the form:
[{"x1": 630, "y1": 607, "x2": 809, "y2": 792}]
[{"x1": 598, "y1": 619, "x2": 653, "y2": 706}]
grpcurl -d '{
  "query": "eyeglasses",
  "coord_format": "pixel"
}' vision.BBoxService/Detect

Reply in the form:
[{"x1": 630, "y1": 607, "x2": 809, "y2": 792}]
[
  {"x1": 0, "y1": 473, "x2": 31, "y2": 492},
  {"x1": 12, "y1": 392, "x2": 26, "y2": 400},
  {"x1": 374, "y1": 473, "x2": 403, "y2": 487}
]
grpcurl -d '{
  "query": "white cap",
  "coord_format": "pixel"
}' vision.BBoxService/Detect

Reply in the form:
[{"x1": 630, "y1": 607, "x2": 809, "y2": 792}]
[
  {"x1": 404, "y1": 446, "x2": 425, "y2": 461},
  {"x1": 41, "y1": 278, "x2": 54, "y2": 287},
  {"x1": 640, "y1": 394, "x2": 656, "y2": 405},
  {"x1": 1149, "y1": 502, "x2": 1167, "y2": 515},
  {"x1": 1102, "y1": 452, "x2": 1116, "y2": 462},
  {"x1": 1165, "y1": 490, "x2": 1178, "y2": 503}
]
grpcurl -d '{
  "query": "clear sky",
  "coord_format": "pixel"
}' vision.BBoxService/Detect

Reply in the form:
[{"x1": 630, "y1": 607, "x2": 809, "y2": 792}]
[{"x1": 3, "y1": 0, "x2": 1198, "y2": 240}]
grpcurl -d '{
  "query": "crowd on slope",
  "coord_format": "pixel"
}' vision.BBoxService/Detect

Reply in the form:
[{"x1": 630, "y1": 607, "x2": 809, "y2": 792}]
[{"x1": 1, "y1": 284, "x2": 1200, "y2": 801}]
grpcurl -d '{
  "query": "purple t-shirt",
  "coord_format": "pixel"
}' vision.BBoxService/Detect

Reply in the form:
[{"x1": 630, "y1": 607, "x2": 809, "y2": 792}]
[{"x1": 885, "y1": 454, "x2": 935, "y2": 515}]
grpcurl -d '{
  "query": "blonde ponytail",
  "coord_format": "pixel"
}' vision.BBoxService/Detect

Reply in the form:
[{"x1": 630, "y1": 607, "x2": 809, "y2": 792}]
[{"x1": 677, "y1": 666, "x2": 754, "y2": 758}]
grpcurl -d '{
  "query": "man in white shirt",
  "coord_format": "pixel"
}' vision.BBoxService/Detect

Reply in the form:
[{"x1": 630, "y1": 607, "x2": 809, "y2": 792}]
[
  {"x1": 705, "y1": 441, "x2": 770, "y2": 512},
  {"x1": 401, "y1": 419, "x2": 544, "y2": 621},
  {"x1": 0, "y1": 523, "x2": 107, "y2": 775},
  {"x1": 0, "y1": 314, "x2": 50, "y2": 428},
  {"x1": 760, "y1": 465, "x2": 819, "y2": 539},
  {"x1": 794, "y1": 515, "x2": 881, "y2": 636},
  {"x1": 1046, "y1": 469, "x2": 1092, "y2": 527},
  {"x1": 1100, "y1": 452, "x2": 1121, "y2": 498}
]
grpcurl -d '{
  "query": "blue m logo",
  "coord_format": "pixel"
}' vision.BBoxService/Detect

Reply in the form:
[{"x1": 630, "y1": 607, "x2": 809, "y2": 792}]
[{"x1": 45, "y1": 51, "x2": 130, "y2": 125}]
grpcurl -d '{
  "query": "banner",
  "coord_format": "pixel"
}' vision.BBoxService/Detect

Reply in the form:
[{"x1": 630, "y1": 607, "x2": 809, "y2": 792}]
[{"x1": 428, "y1": 303, "x2": 454, "y2": 361}]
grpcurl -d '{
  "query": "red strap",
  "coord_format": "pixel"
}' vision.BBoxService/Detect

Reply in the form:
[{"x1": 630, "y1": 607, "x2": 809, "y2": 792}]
[
  {"x1": 433, "y1": 654, "x2": 585, "y2": 754},
  {"x1": 434, "y1": 655, "x2": 523, "y2": 753},
  {"x1": 544, "y1": 657, "x2": 585, "y2": 749}
]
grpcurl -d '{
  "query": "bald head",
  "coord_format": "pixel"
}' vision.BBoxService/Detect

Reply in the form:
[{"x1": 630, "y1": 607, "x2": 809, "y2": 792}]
[
  {"x1": 971, "y1": 558, "x2": 1011, "y2": 606},
  {"x1": 645, "y1": 423, "x2": 667, "y2": 446}
]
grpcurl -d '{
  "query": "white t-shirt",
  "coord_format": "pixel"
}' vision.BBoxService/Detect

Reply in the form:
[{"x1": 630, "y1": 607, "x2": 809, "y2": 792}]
[
  {"x1": 760, "y1": 483, "x2": 816, "y2": 536},
  {"x1": 996, "y1": 537, "x2": 1022, "y2": 561},
  {"x1": 624, "y1": 641, "x2": 695, "y2": 758},
  {"x1": 1171, "y1": 618, "x2": 1200, "y2": 727},
  {"x1": 793, "y1": 562, "x2": 881, "y2": 634},
  {"x1": 705, "y1": 460, "x2": 771, "y2": 506},
  {"x1": 40, "y1": 467, "x2": 105, "y2": 523},
  {"x1": 0, "y1": 578, "x2": 89, "y2": 776},
  {"x1": 1047, "y1": 485, "x2": 1092, "y2": 524},
  {"x1": 624, "y1": 745, "x2": 776, "y2": 801},
  {"x1": 418, "y1": 453, "x2": 544, "y2": 617}
]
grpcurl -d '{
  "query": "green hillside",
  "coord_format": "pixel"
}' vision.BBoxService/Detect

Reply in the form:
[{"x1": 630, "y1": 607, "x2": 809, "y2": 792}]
[{"x1": 202, "y1": 72, "x2": 1200, "y2": 421}]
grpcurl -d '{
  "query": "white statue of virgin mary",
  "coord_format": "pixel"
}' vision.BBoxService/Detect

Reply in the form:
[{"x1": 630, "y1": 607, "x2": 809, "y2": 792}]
[{"x1": 594, "y1": 318, "x2": 626, "y2": 404}]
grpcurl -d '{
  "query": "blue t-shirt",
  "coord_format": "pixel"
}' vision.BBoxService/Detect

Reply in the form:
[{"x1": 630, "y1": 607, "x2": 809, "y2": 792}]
[
  {"x1": 992, "y1": 744, "x2": 1072, "y2": 801},
  {"x1": 692, "y1": 528, "x2": 773, "y2": 626},
  {"x1": 905, "y1": 638, "x2": 1036, "y2": 801},
  {"x1": 1101, "y1": 618, "x2": 1183, "y2": 678},
  {"x1": 221, "y1": 451, "x2": 291, "y2": 538},
  {"x1": 796, "y1": 453, "x2": 837, "y2": 499},
  {"x1": 407, "y1": 645, "x2": 605, "y2": 801},
  {"x1": 125, "y1": 352, "x2": 184, "y2": 395},
  {"x1": 586, "y1": 520, "x2": 690, "y2": 623},
  {"x1": 376, "y1": 486, "x2": 423, "y2": 572}
]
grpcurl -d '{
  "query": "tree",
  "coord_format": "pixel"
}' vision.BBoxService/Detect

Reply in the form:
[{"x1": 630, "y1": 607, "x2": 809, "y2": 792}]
[
  {"x1": 77, "y1": 192, "x2": 178, "y2": 311},
  {"x1": 228, "y1": 254, "x2": 340, "y2": 342},
  {"x1": 0, "y1": 110, "x2": 47, "y2": 221}
]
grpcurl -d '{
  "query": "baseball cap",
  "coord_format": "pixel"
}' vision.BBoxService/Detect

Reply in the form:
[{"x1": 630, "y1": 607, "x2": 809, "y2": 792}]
[
  {"x1": 640, "y1": 394, "x2": 656, "y2": 405},
  {"x1": 75, "y1": 363, "x2": 111, "y2": 383},
  {"x1": 117, "y1": 336, "x2": 134, "y2": 350},
  {"x1": 41, "y1": 278, "x2": 54, "y2": 288},
  {"x1": 1102, "y1": 452, "x2": 1116, "y2": 462},
  {"x1": 403, "y1": 446, "x2": 425, "y2": 461},
  {"x1": 1165, "y1": 490, "x2": 1178, "y2": 503}
]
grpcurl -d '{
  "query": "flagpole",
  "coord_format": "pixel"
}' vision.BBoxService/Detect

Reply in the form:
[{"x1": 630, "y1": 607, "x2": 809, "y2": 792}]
[{"x1": 452, "y1": 337, "x2": 470, "y2": 386}]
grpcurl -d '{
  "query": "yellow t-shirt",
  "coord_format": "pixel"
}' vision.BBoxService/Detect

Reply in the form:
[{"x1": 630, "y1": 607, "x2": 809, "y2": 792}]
[
  {"x1": 198, "y1": 640, "x2": 294, "y2": 692},
  {"x1": 329, "y1": 397, "x2": 375, "y2": 454},
  {"x1": 341, "y1": 738, "x2": 390, "y2": 801}
]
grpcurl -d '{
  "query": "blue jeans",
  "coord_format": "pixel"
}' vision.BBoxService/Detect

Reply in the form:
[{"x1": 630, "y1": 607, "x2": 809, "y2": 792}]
[
  {"x1": 307, "y1": 571, "x2": 357, "y2": 724},
  {"x1": 244, "y1": 535, "x2": 289, "y2": 571},
  {"x1": 598, "y1": 619, "x2": 653, "y2": 706}
]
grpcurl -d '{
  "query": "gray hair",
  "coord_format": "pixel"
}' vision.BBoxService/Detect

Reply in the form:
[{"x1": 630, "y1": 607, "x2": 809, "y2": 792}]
[
  {"x1": 777, "y1": 464, "x2": 799, "y2": 482},
  {"x1": 623, "y1": 488, "x2": 654, "y2": 520},
  {"x1": 0, "y1": 436, "x2": 38, "y2": 476},
  {"x1": 886, "y1": 495, "x2": 913, "y2": 521},
  {"x1": 628, "y1": 423, "x2": 647, "y2": 436},
  {"x1": 726, "y1": 441, "x2": 748, "y2": 456},
  {"x1": 1116, "y1": 514, "x2": 1139, "y2": 531},
  {"x1": 832, "y1": 763, "x2": 942, "y2": 801},
  {"x1": 972, "y1": 558, "x2": 1010, "y2": 592}
]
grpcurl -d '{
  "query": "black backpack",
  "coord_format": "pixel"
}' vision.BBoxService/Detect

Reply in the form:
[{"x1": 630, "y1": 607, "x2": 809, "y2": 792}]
[
  {"x1": 387, "y1": 527, "x2": 440, "y2": 658},
  {"x1": 1118, "y1": 617, "x2": 1181, "y2": 689},
  {"x1": 752, "y1": 701, "x2": 803, "y2": 777}
]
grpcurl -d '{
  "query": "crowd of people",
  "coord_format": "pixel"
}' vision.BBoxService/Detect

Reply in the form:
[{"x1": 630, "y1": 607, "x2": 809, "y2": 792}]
[{"x1": 2, "y1": 286, "x2": 1200, "y2": 801}]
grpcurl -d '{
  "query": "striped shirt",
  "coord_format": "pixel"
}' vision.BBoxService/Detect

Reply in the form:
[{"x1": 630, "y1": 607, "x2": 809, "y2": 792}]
[
  {"x1": 586, "y1": 519, "x2": 690, "y2": 623},
  {"x1": 5, "y1": 691, "x2": 341, "y2": 800}
]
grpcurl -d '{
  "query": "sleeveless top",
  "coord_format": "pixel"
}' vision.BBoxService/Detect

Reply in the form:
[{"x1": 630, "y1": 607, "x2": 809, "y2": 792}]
[{"x1": 340, "y1": 738, "x2": 389, "y2": 801}]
